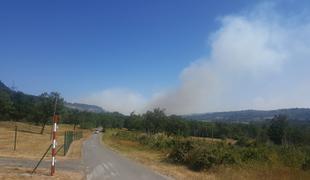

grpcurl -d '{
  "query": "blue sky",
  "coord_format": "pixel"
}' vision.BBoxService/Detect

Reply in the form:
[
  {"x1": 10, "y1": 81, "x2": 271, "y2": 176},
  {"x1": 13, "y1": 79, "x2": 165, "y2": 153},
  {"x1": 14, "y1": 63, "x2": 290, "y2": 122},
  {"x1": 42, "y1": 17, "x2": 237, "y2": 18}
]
[
  {"x1": 0, "y1": 0, "x2": 254, "y2": 98},
  {"x1": 1, "y1": 1, "x2": 310, "y2": 114}
]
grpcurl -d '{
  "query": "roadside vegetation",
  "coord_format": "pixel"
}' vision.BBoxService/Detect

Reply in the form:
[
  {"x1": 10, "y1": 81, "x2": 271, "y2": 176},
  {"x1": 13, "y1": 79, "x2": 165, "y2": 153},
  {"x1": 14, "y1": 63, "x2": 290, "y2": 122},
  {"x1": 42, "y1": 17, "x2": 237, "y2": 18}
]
[
  {"x1": 101, "y1": 109, "x2": 310, "y2": 179},
  {"x1": 103, "y1": 128, "x2": 310, "y2": 179}
]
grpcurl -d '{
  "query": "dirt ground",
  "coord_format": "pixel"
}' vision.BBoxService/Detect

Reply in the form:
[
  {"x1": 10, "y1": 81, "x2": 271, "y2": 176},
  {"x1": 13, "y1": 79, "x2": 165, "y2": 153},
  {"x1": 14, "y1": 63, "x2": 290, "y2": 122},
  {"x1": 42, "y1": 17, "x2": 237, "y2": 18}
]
[
  {"x1": 0, "y1": 166, "x2": 83, "y2": 180},
  {"x1": 0, "y1": 121, "x2": 91, "y2": 180},
  {"x1": 0, "y1": 121, "x2": 91, "y2": 159}
]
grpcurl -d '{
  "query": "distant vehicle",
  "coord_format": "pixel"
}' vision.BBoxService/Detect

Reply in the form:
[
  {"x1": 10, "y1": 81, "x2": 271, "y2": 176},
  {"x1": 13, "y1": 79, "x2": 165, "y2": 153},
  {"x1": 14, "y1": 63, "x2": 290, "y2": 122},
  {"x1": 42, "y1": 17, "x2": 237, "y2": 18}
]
[{"x1": 94, "y1": 130, "x2": 99, "y2": 134}]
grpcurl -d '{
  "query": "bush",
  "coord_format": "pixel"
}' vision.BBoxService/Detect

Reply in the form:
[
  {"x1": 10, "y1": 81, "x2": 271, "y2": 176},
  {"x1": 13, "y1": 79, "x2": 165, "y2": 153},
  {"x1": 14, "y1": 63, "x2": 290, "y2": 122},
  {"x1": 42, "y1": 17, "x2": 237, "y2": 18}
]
[
  {"x1": 113, "y1": 130, "x2": 137, "y2": 141},
  {"x1": 149, "y1": 133, "x2": 175, "y2": 149},
  {"x1": 136, "y1": 133, "x2": 176, "y2": 150},
  {"x1": 187, "y1": 146, "x2": 218, "y2": 170},
  {"x1": 112, "y1": 129, "x2": 310, "y2": 171},
  {"x1": 136, "y1": 133, "x2": 149, "y2": 144},
  {"x1": 168, "y1": 139, "x2": 194, "y2": 163},
  {"x1": 239, "y1": 147, "x2": 269, "y2": 162},
  {"x1": 236, "y1": 137, "x2": 256, "y2": 147},
  {"x1": 190, "y1": 149, "x2": 214, "y2": 170},
  {"x1": 302, "y1": 156, "x2": 310, "y2": 170},
  {"x1": 278, "y1": 146, "x2": 305, "y2": 168},
  {"x1": 169, "y1": 141, "x2": 239, "y2": 171}
]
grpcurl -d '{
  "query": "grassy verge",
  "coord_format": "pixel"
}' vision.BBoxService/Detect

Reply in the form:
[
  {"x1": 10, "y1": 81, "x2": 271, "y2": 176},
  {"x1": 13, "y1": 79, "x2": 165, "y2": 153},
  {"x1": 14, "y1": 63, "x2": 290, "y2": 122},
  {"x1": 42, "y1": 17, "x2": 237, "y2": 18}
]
[{"x1": 102, "y1": 129, "x2": 310, "y2": 180}]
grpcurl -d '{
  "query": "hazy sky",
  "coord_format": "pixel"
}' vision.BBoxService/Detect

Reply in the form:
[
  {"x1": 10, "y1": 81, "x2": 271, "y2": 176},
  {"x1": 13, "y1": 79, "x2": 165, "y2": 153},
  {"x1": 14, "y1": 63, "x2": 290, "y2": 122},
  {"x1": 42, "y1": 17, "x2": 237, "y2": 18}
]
[{"x1": 1, "y1": 1, "x2": 310, "y2": 114}]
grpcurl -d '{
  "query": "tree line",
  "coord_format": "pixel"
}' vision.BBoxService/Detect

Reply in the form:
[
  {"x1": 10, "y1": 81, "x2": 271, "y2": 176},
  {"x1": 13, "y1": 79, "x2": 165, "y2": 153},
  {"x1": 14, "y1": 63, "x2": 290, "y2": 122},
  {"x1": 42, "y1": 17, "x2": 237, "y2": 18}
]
[
  {"x1": 1, "y1": 81, "x2": 310, "y2": 146},
  {"x1": 122, "y1": 109, "x2": 310, "y2": 146},
  {"x1": 0, "y1": 88, "x2": 64, "y2": 134}
]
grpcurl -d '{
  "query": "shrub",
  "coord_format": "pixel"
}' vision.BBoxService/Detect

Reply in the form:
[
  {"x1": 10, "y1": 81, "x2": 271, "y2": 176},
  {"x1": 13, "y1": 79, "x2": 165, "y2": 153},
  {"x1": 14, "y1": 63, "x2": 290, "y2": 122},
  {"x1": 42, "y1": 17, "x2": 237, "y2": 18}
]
[
  {"x1": 222, "y1": 151, "x2": 238, "y2": 165},
  {"x1": 236, "y1": 137, "x2": 256, "y2": 147},
  {"x1": 188, "y1": 147, "x2": 217, "y2": 170},
  {"x1": 136, "y1": 133, "x2": 149, "y2": 145},
  {"x1": 112, "y1": 129, "x2": 310, "y2": 171},
  {"x1": 186, "y1": 143, "x2": 238, "y2": 171},
  {"x1": 278, "y1": 146, "x2": 305, "y2": 168},
  {"x1": 239, "y1": 147, "x2": 269, "y2": 162},
  {"x1": 168, "y1": 140, "x2": 243, "y2": 171},
  {"x1": 113, "y1": 130, "x2": 137, "y2": 141},
  {"x1": 150, "y1": 133, "x2": 175, "y2": 149},
  {"x1": 188, "y1": 146, "x2": 220, "y2": 170},
  {"x1": 168, "y1": 139, "x2": 194, "y2": 163},
  {"x1": 302, "y1": 156, "x2": 310, "y2": 170},
  {"x1": 136, "y1": 133, "x2": 176, "y2": 150}
]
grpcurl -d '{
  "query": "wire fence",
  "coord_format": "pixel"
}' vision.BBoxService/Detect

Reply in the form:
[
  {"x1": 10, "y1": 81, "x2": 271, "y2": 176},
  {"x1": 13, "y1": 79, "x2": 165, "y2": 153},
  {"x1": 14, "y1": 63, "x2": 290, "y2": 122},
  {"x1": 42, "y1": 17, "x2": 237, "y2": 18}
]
[{"x1": 63, "y1": 131, "x2": 83, "y2": 155}]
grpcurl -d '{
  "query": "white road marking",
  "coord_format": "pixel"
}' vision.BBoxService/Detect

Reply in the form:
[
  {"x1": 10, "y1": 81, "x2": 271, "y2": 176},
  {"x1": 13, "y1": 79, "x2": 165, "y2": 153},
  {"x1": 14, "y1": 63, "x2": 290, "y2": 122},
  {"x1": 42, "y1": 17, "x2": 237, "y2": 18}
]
[
  {"x1": 102, "y1": 162, "x2": 109, "y2": 170},
  {"x1": 107, "y1": 161, "x2": 113, "y2": 168}
]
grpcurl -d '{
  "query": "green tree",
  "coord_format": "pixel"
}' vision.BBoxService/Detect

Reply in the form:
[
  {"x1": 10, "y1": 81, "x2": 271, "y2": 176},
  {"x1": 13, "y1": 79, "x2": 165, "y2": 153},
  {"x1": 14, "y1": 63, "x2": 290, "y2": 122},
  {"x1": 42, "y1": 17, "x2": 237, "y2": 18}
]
[
  {"x1": 0, "y1": 91, "x2": 14, "y2": 120},
  {"x1": 11, "y1": 92, "x2": 36, "y2": 121},
  {"x1": 124, "y1": 112, "x2": 143, "y2": 130},
  {"x1": 143, "y1": 108, "x2": 167, "y2": 134},
  {"x1": 35, "y1": 92, "x2": 64, "y2": 134},
  {"x1": 166, "y1": 115, "x2": 190, "y2": 136},
  {"x1": 267, "y1": 115, "x2": 288, "y2": 145}
]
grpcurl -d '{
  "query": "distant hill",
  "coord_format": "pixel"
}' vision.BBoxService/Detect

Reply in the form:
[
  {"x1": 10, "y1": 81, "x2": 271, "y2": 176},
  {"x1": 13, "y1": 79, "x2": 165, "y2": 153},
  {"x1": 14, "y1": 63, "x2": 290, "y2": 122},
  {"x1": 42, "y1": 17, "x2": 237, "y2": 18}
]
[
  {"x1": 0, "y1": 80, "x2": 39, "y2": 101},
  {"x1": 0, "y1": 81, "x2": 14, "y2": 93},
  {"x1": 64, "y1": 102, "x2": 106, "y2": 113},
  {"x1": 0, "y1": 80, "x2": 106, "y2": 113},
  {"x1": 184, "y1": 108, "x2": 310, "y2": 122}
]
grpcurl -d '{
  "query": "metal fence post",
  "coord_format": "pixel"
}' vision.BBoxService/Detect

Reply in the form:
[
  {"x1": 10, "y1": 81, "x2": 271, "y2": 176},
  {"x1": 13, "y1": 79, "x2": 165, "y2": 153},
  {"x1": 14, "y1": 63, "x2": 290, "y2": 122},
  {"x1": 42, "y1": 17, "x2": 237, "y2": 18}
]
[{"x1": 64, "y1": 131, "x2": 67, "y2": 156}]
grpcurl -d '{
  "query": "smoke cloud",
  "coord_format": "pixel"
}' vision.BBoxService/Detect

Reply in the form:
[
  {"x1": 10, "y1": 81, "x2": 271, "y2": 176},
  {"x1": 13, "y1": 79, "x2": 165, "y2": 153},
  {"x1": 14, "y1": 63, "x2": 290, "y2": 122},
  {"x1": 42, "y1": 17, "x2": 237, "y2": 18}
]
[
  {"x1": 81, "y1": 3, "x2": 310, "y2": 115},
  {"x1": 81, "y1": 88, "x2": 146, "y2": 115}
]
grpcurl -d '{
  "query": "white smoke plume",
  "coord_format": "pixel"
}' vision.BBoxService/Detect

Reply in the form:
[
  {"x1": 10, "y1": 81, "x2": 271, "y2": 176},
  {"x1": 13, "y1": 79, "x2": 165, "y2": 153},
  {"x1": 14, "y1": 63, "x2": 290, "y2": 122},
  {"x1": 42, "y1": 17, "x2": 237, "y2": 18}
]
[
  {"x1": 82, "y1": 3, "x2": 310, "y2": 115},
  {"x1": 81, "y1": 88, "x2": 146, "y2": 115}
]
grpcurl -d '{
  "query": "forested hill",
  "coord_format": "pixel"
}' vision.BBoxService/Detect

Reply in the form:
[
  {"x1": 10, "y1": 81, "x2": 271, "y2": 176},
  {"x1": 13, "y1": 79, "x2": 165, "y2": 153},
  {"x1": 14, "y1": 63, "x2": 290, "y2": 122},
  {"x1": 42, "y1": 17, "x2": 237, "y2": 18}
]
[
  {"x1": 64, "y1": 102, "x2": 105, "y2": 113},
  {"x1": 184, "y1": 108, "x2": 310, "y2": 122},
  {"x1": 0, "y1": 80, "x2": 105, "y2": 113},
  {"x1": 0, "y1": 81, "x2": 13, "y2": 93}
]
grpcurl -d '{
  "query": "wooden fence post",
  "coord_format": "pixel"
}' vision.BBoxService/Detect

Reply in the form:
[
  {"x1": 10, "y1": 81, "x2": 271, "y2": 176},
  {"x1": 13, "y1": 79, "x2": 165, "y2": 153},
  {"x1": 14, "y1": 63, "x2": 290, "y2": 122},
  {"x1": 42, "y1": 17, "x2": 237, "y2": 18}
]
[{"x1": 14, "y1": 126, "x2": 17, "y2": 151}]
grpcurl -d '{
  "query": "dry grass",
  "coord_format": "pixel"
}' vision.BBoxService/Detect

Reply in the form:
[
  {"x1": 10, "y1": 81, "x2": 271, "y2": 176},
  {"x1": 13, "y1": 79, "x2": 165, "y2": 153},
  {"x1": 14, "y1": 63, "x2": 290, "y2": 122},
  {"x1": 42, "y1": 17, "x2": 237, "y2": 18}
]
[
  {"x1": 215, "y1": 165, "x2": 310, "y2": 180},
  {"x1": 0, "y1": 166, "x2": 83, "y2": 180},
  {"x1": 0, "y1": 121, "x2": 90, "y2": 160},
  {"x1": 0, "y1": 121, "x2": 91, "y2": 180},
  {"x1": 191, "y1": 136, "x2": 236, "y2": 144},
  {"x1": 102, "y1": 129, "x2": 310, "y2": 180},
  {"x1": 65, "y1": 139, "x2": 83, "y2": 159}
]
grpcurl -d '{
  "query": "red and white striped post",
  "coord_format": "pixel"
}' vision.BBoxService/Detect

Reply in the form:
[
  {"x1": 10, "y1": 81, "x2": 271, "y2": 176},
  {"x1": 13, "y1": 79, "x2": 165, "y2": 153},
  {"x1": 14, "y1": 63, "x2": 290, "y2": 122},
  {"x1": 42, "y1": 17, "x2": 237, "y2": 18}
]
[{"x1": 51, "y1": 114, "x2": 59, "y2": 176}]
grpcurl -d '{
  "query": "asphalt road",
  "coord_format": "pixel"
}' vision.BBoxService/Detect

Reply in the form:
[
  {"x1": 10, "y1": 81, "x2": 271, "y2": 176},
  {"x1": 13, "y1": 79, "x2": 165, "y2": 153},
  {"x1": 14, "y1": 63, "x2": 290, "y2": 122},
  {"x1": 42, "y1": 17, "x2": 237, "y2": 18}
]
[{"x1": 82, "y1": 133, "x2": 168, "y2": 180}]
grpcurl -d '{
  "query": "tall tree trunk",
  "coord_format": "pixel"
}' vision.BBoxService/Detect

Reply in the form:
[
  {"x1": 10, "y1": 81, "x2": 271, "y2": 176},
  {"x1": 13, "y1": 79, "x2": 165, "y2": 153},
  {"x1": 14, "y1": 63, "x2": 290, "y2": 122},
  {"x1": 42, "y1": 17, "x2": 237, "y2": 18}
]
[
  {"x1": 40, "y1": 120, "x2": 47, "y2": 134},
  {"x1": 73, "y1": 122, "x2": 77, "y2": 130}
]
